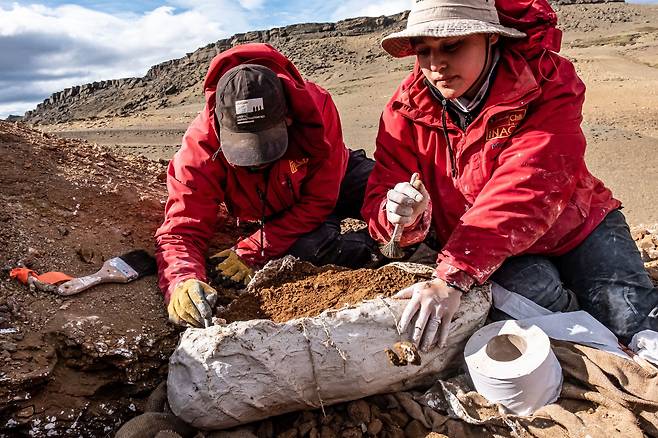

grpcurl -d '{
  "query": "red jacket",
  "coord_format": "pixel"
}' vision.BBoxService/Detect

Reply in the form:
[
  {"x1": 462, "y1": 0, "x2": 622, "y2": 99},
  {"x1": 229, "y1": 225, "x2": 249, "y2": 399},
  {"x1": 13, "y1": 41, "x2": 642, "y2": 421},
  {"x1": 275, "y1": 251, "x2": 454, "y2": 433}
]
[
  {"x1": 362, "y1": 0, "x2": 620, "y2": 290},
  {"x1": 155, "y1": 44, "x2": 349, "y2": 300}
]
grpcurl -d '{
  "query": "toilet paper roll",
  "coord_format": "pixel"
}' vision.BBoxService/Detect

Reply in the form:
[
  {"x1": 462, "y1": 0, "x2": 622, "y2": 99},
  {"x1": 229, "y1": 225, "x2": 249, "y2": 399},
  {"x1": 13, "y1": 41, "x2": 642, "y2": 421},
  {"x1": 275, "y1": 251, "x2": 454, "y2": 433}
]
[{"x1": 464, "y1": 320, "x2": 563, "y2": 416}]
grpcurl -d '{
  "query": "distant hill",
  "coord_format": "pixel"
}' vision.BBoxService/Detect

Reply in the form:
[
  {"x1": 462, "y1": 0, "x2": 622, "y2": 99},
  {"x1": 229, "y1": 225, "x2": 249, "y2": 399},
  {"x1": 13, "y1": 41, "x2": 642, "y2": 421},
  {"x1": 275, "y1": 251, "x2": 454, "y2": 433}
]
[{"x1": 23, "y1": 0, "x2": 625, "y2": 125}]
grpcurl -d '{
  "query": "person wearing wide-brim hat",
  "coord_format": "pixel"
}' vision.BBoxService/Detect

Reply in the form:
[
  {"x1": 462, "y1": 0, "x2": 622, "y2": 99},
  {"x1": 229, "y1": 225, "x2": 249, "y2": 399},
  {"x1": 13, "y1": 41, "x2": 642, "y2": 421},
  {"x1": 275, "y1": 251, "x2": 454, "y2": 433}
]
[{"x1": 363, "y1": 0, "x2": 657, "y2": 349}]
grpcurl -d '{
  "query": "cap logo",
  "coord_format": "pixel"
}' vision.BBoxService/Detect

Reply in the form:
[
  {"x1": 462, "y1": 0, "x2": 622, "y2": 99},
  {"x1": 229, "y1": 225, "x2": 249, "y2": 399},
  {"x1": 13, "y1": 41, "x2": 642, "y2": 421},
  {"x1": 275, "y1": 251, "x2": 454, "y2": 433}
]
[{"x1": 235, "y1": 98, "x2": 265, "y2": 125}]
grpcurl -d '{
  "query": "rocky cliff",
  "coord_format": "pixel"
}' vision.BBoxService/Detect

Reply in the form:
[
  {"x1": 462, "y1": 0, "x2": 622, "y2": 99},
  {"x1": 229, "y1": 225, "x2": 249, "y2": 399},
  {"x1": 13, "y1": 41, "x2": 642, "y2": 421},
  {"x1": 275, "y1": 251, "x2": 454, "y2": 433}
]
[
  {"x1": 23, "y1": 13, "x2": 407, "y2": 124},
  {"x1": 23, "y1": 0, "x2": 626, "y2": 124}
]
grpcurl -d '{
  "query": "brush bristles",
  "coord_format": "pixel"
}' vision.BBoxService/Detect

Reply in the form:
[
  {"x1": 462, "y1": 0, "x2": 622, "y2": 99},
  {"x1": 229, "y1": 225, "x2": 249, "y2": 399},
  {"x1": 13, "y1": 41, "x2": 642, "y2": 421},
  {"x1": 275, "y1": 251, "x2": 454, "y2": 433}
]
[
  {"x1": 118, "y1": 250, "x2": 157, "y2": 276},
  {"x1": 380, "y1": 241, "x2": 405, "y2": 259}
]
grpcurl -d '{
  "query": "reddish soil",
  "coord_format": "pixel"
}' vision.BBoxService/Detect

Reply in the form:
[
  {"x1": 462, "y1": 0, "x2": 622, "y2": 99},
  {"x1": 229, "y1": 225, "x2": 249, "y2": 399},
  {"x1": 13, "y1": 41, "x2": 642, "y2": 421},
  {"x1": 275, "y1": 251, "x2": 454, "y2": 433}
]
[
  {"x1": 0, "y1": 121, "x2": 243, "y2": 437},
  {"x1": 219, "y1": 266, "x2": 424, "y2": 323}
]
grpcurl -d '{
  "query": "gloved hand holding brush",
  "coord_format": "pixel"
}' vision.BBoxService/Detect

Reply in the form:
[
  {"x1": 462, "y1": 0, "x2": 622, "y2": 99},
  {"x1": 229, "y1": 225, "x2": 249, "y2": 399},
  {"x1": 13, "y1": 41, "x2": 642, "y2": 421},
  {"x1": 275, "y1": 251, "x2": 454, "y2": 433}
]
[
  {"x1": 380, "y1": 173, "x2": 430, "y2": 259},
  {"x1": 386, "y1": 175, "x2": 429, "y2": 227}
]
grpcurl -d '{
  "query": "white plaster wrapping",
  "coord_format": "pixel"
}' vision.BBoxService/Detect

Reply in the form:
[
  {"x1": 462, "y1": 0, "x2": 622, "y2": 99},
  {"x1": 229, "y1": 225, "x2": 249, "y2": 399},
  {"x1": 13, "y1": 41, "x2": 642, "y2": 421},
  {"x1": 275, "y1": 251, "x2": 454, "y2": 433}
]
[{"x1": 167, "y1": 265, "x2": 491, "y2": 430}]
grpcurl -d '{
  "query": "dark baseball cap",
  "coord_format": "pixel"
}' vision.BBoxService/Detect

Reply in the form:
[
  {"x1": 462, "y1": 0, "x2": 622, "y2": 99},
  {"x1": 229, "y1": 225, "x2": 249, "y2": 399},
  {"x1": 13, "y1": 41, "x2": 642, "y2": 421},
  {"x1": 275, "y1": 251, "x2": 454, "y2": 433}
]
[{"x1": 216, "y1": 64, "x2": 289, "y2": 167}]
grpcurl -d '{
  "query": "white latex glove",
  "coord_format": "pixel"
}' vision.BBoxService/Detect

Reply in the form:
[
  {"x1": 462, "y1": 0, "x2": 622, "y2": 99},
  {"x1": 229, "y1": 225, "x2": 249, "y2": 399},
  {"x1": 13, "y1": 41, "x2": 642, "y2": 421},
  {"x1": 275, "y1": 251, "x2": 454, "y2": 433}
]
[
  {"x1": 394, "y1": 278, "x2": 462, "y2": 352},
  {"x1": 386, "y1": 178, "x2": 429, "y2": 227}
]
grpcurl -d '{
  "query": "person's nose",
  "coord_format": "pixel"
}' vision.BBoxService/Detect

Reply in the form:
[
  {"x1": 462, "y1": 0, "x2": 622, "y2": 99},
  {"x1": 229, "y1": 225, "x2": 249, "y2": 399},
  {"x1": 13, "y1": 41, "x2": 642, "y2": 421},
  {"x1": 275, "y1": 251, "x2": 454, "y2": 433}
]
[{"x1": 429, "y1": 49, "x2": 447, "y2": 73}]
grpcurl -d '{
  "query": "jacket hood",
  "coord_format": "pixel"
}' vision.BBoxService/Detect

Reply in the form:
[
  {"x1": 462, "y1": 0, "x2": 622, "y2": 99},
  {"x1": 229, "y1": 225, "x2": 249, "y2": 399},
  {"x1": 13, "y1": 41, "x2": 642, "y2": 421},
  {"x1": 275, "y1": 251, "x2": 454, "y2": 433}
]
[
  {"x1": 203, "y1": 43, "x2": 330, "y2": 160},
  {"x1": 497, "y1": 0, "x2": 562, "y2": 55}
]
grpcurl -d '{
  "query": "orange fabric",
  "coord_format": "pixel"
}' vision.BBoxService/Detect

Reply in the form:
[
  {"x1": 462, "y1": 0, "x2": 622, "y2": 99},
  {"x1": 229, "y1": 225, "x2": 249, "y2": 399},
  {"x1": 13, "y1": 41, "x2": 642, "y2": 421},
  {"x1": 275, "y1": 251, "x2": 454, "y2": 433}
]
[{"x1": 10, "y1": 268, "x2": 73, "y2": 285}]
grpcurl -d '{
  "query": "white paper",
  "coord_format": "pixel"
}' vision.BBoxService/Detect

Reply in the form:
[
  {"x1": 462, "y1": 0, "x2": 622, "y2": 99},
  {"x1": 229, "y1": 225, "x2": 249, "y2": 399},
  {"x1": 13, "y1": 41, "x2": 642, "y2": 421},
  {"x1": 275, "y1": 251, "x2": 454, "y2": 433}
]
[
  {"x1": 491, "y1": 283, "x2": 626, "y2": 358},
  {"x1": 630, "y1": 330, "x2": 658, "y2": 365}
]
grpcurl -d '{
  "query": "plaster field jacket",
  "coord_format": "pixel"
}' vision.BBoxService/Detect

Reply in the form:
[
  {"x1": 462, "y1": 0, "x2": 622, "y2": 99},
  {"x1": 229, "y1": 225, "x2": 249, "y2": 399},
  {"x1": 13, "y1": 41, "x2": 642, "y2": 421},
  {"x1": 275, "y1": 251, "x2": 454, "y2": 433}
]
[
  {"x1": 155, "y1": 44, "x2": 349, "y2": 300},
  {"x1": 362, "y1": 47, "x2": 620, "y2": 290}
]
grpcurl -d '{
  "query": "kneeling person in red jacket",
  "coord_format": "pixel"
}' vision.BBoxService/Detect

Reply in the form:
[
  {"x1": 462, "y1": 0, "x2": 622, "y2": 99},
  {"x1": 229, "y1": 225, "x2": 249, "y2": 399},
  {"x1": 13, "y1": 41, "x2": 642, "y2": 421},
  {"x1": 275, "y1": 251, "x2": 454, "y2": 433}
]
[
  {"x1": 363, "y1": 0, "x2": 658, "y2": 348},
  {"x1": 156, "y1": 44, "x2": 378, "y2": 328}
]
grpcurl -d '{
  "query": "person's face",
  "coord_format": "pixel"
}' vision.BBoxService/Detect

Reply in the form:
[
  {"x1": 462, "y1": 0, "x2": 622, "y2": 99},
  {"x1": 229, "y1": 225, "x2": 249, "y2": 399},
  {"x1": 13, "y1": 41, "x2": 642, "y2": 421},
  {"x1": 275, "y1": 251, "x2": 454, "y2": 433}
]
[{"x1": 413, "y1": 34, "x2": 498, "y2": 100}]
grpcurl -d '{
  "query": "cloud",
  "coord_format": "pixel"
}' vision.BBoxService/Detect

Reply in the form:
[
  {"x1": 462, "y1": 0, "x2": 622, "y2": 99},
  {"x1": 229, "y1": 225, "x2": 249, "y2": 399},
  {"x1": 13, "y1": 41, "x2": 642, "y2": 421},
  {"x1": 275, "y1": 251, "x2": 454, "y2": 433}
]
[
  {"x1": 0, "y1": 0, "x2": 414, "y2": 119},
  {"x1": 332, "y1": 0, "x2": 412, "y2": 21},
  {"x1": 0, "y1": 1, "x2": 253, "y2": 118}
]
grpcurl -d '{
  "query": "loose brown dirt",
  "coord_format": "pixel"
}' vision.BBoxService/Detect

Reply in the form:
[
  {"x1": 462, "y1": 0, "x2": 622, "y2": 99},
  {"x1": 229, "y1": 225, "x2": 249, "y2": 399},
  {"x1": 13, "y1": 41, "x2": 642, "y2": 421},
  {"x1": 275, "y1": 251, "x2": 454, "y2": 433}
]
[
  {"x1": 219, "y1": 266, "x2": 423, "y2": 323},
  {"x1": 0, "y1": 121, "x2": 244, "y2": 437}
]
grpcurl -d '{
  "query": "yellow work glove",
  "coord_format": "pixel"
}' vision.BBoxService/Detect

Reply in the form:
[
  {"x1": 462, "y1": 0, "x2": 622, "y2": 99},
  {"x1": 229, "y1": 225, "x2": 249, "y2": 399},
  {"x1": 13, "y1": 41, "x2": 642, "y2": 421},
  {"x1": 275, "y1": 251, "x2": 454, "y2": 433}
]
[
  {"x1": 211, "y1": 249, "x2": 254, "y2": 285},
  {"x1": 167, "y1": 279, "x2": 218, "y2": 328}
]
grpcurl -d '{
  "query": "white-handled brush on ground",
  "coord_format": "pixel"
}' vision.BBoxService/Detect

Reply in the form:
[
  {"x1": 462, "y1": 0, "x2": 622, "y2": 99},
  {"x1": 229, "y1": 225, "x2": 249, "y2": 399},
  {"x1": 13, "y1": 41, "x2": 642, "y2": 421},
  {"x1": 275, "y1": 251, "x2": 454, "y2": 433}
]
[
  {"x1": 57, "y1": 250, "x2": 157, "y2": 296},
  {"x1": 380, "y1": 173, "x2": 420, "y2": 259}
]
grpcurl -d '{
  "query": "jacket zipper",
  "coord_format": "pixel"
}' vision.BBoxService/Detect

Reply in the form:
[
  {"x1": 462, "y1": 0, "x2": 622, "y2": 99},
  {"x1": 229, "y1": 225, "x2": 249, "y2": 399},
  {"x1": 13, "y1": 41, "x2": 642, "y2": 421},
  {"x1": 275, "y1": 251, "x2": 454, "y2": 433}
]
[
  {"x1": 255, "y1": 174, "x2": 270, "y2": 258},
  {"x1": 441, "y1": 100, "x2": 458, "y2": 179},
  {"x1": 285, "y1": 176, "x2": 296, "y2": 201}
]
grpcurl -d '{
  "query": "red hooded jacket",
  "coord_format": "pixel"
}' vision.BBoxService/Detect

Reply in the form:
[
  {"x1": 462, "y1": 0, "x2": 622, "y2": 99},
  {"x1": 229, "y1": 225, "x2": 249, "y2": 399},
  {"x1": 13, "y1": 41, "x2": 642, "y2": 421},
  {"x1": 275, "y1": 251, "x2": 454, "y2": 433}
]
[
  {"x1": 362, "y1": 0, "x2": 620, "y2": 290},
  {"x1": 155, "y1": 44, "x2": 349, "y2": 300}
]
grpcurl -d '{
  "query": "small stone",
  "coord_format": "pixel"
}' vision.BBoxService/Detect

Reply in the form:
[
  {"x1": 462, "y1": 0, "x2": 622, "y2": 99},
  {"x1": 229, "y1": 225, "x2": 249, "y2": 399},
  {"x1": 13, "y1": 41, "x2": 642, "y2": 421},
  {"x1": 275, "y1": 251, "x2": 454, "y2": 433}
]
[
  {"x1": 340, "y1": 427, "x2": 362, "y2": 438},
  {"x1": 388, "y1": 409, "x2": 409, "y2": 428},
  {"x1": 384, "y1": 426, "x2": 405, "y2": 438},
  {"x1": 298, "y1": 421, "x2": 315, "y2": 436},
  {"x1": 320, "y1": 426, "x2": 337, "y2": 438},
  {"x1": 0, "y1": 341, "x2": 17, "y2": 352},
  {"x1": 76, "y1": 247, "x2": 95, "y2": 264},
  {"x1": 347, "y1": 400, "x2": 371, "y2": 425},
  {"x1": 16, "y1": 406, "x2": 34, "y2": 418},
  {"x1": 366, "y1": 419, "x2": 382, "y2": 436},
  {"x1": 638, "y1": 236, "x2": 656, "y2": 261},
  {"x1": 646, "y1": 261, "x2": 658, "y2": 282},
  {"x1": 404, "y1": 420, "x2": 429, "y2": 438},
  {"x1": 277, "y1": 429, "x2": 298, "y2": 438}
]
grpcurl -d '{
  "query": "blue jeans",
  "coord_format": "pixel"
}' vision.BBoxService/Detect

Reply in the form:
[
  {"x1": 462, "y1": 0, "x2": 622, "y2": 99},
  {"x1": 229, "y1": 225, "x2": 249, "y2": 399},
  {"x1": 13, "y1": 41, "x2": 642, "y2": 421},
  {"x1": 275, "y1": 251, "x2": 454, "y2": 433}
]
[{"x1": 491, "y1": 210, "x2": 658, "y2": 342}]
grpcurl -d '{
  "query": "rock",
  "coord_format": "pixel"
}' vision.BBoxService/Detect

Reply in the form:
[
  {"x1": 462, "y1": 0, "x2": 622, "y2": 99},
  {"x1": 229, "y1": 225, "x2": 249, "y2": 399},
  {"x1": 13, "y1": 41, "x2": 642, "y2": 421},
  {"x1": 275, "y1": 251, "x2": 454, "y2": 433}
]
[
  {"x1": 366, "y1": 418, "x2": 383, "y2": 436},
  {"x1": 638, "y1": 235, "x2": 657, "y2": 262},
  {"x1": 340, "y1": 427, "x2": 362, "y2": 438},
  {"x1": 16, "y1": 406, "x2": 35, "y2": 418},
  {"x1": 387, "y1": 410, "x2": 410, "y2": 428},
  {"x1": 298, "y1": 420, "x2": 315, "y2": 436},
  {"x1": 646, "y1": 261, "x2": 658, "y2": 282},
  {"x1": 277, "y1": 429, "x2": 298, "y2": 438},
  {"x1": 347, "y1": 400, "x2": 371, "y2": 425},
  {"x1": 320, "y1": 426, "x2": 338, "y2": 438},
  {"x1": 76, "y1": 246, "x2": 95, "y2": 263},
  {"x1": 404, "y1": 419, "x2": 429, "y2": 438},
  {"x1": 0, "y1": 341, "x2": 17, "y2": 352}
]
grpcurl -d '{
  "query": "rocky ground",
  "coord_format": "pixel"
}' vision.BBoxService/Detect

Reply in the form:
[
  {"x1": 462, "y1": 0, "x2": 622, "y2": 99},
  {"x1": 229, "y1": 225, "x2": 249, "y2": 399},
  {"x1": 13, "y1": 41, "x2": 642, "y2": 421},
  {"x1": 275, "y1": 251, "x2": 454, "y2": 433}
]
[{"x1": 0, "y1": 121, "x2": 248, "y2": 436}]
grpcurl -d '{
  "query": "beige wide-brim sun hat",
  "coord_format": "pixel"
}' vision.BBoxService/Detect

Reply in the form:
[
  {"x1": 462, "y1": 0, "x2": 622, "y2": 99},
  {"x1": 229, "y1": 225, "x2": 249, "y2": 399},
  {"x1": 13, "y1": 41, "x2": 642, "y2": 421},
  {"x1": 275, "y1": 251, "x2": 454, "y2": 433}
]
[{"x1": 382, "y1": 0, "x2": 526, "y2": 58}]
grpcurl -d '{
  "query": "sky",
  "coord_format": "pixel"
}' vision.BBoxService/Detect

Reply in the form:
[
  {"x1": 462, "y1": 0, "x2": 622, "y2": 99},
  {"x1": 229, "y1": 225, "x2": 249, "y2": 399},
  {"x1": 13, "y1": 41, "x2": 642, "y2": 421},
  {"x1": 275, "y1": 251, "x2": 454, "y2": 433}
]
[
  {"x1": 0, "y1": 0, "x2": 413, "y2": 119},
  {"x1": 0, "y1": 0, "x2": 656, "y2": 119}
]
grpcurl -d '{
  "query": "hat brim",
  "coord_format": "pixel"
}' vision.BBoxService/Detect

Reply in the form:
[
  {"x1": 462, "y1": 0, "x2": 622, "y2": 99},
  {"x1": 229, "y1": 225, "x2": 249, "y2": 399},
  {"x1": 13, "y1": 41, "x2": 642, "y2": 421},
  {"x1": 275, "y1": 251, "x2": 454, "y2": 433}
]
[
  {"x1": 220, "y1": 122, "x2": 288, "y2": 167},
  {"x1": 382, "y1": 19, "x2": 526, "y2": 58}
]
